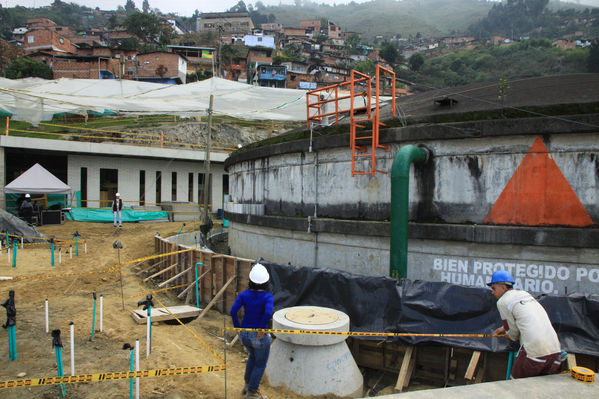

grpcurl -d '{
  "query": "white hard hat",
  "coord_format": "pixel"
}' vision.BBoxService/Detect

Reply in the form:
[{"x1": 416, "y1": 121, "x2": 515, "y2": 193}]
[
  {"x1": 116, "y1": 192, "x2": 120, "y2": 196},
  {"x1": 249, "y1": 263, "x2": 269, "y2": 284},
  {"x1": 25, "y1": 194, "x2": 30, "y2": 198}
]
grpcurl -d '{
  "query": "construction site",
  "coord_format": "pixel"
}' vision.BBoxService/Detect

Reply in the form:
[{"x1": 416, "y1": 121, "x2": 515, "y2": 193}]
[{"x1": 0, "y1": 72, "x2": 598, "y2": 398}]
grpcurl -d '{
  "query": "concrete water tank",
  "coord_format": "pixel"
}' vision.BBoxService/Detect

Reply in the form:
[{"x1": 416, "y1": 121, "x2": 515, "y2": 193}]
[{"x1": 265, "y1": 305, "x2": 363, "y2": 397}]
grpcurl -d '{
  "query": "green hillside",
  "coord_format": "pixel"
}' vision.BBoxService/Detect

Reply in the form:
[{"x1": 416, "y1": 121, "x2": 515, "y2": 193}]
[{"x1": 261, "y1": 0, "x2": 494, "y2": 39}]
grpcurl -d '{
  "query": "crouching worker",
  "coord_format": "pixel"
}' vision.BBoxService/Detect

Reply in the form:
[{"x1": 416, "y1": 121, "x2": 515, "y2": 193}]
[
  {"x1": 230, "y1": 263, "x2": 274, "y2": 399},
  {"x1": 489, "y1": 270, "x2": 563, "y2": 379}
]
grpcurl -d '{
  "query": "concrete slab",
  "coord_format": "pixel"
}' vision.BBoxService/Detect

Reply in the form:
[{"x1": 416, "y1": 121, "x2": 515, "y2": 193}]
[{"x1": 373, "y1": 372, "x2": 597, "y2": 399}]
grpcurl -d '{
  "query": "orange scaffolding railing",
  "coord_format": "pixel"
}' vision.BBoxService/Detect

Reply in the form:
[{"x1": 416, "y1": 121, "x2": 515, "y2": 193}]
[{"x1": 305, "y1": 65, "x2": 396, "y2": 177}]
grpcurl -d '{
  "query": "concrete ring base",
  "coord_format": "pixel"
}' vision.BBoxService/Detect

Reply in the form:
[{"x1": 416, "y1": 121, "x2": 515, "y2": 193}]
[
  {"x1": 272, "y1": 305, "x2": 350, "y2": 346},
  {"x1": 265, "y1": 338, "x2": 363, "y2": 398}
]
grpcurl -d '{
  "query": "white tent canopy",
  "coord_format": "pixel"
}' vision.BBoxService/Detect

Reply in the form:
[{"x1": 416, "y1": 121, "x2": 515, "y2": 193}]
[
  {"x1": 4, "y1": 163, "x2": 71, "y2": 194},
  {"x1": 0, "y1": 77, "x2": 373, "y2": 125}
]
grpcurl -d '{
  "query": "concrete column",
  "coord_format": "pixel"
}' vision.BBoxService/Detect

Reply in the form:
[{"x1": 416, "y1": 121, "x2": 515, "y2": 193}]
[{"x1": 211, "y1": 168, "x2": 223, "y2": 211}]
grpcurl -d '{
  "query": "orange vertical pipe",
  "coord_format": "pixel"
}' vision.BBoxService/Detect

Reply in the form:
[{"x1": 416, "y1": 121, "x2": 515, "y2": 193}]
[{"x1": 160, "y1": 131, "x2": 163, "y2": 148}]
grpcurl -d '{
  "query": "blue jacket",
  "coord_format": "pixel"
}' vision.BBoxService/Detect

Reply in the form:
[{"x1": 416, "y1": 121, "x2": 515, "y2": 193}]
[{"x1": 230, "y1": 289, "x2": 274, "y2": 329}]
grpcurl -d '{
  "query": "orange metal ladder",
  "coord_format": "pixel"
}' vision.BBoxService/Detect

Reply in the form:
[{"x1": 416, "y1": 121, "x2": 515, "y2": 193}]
[{"x1": 305, "y1": 65, "x2": 396, "y2": 176}]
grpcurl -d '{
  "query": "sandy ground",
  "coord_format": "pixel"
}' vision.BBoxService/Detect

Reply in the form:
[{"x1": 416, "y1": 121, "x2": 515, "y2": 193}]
[{"x1": 0, "y1": 220, "x2": 313, "y2": 399}]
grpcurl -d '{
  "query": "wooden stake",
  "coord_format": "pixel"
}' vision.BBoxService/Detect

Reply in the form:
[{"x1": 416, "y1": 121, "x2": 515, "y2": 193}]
[
  {"x1": 143, "y1": 263, "x2": 177, "y2": 282},
  {"x1": 158, "y1": 266, "x2": 192, "y2": 288},
  {"x1": 464, "y1": 351, "x2": 481, "y2": 380},
  {"x1": 197, "y1": 275, "x2": 236, "y2": 321},
  {"x1": 395, "y1": 346, "x2": 414, "y2": 392}
]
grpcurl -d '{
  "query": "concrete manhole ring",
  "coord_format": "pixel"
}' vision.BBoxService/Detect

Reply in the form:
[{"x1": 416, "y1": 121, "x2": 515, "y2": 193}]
[{"x1": 285, "y1": 308, "x2": 339, "y2": 325}]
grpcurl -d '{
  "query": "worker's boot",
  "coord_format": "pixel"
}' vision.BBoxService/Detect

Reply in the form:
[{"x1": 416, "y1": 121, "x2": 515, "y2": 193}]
[
  {"x1": 241, "y1": 383, "x2": 248, "y2": 395},
  {"x1": 246, "y1": 390, "x2": 265, "y2": 399}
]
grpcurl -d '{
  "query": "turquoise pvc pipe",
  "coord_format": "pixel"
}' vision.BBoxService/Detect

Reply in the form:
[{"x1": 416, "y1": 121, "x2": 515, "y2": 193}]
[
  {"x1": 12, "y1": 240, "x2": 17, "y2": 268},
  {"x1": 194, "y1": 262, "x2": 203, "y2": 309},
  {"x1": 390, "y1": 145, "x2": 429, "y2": 279},
  {"x1": 506, "y1": 351, "x2": 516, "y2": 379},
  {"x1": 129, "y1": 349, "x2": 134, "y2": 399},
  {"x1": 8, "y1": 325, "x2": 16, "y2": 361},
  {"x1": 51, "y1": 242, "x2": 55, "y2": 266},
  {"x1": 75, "y1": 235, "x2": 79, "y2": 257},
  {"x1": 91, "y1": 294, "x2": 97, "y2": 341},
  {"x1": 55, "y1": 346, "x2": 66, "y2": 397},
  {"x1": 5, "y1": 231, "x2": 8, "y2": 248}
]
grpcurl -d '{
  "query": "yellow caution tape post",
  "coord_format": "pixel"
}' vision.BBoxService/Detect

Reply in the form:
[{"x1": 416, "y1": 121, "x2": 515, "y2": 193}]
[
  {"x1": 571, "y1": 366, "x2": 595, "y2": 383},
  {"x1": 0, "y1": 365, "x2": 226, "y2": 389}
]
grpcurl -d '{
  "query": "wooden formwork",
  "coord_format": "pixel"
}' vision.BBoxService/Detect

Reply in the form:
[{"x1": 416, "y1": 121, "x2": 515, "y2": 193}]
[{"x1": 150, "y1": 237, "x2": 253, "y2": 314}]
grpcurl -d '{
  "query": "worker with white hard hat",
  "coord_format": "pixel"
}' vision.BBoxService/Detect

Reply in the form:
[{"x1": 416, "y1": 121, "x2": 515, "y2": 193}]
[
  {"x1": 488, "y1": 270, "x2": 563, "y2": 378},
  {"x1": 112, "y1": 192, "x2": 123, "y2": 227},
  {"x1": 230, "y1": 263, "x2": 274, "y2": 399},
  {"x1": 20, "y1": 193, "x2": 34, "y2": 224}
]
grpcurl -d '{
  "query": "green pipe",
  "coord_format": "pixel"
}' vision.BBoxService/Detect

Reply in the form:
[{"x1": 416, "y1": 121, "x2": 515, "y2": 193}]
[{"x1": 390, "y1": 145, "x2": 429, "y2": 279}]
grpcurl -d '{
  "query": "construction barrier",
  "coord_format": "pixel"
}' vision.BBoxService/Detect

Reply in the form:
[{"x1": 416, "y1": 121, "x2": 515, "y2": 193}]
[
  {"x1": 225, "y1": 327, "x2": 502, "y2": 339},
  {"x1": 0, "y1": 364, "x2": 226, "y2": 390}
]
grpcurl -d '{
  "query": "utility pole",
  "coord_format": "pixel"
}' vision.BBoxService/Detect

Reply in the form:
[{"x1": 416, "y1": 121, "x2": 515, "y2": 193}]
[
  {"x1": 200, "y1": 94, "x2": 214, "y2": 242},
  {"x1": 217, "y1": 25, "x2": 223, "y2": 78}
]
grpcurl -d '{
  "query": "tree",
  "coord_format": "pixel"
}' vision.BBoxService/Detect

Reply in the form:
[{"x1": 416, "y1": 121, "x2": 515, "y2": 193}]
[
  {"x1": 380, "y1": 42, "x2": 398, "y2": 65},
  {"x1": 108, "y1": 14, "x2": 119, "y2": 29},
  {"x1": 228, "y1": 1, "x2": 248, "y2": 13},
  {"x1": 408, "y1": 53, "x2": 424, "y2": 72},
  {"x1": 354, "y1": 59, "x2": 375, "y2": 75},
  {"x1": 5, "y1": 58, "x2": 53, "y2": 79},
  {"x1": 142, "y1": 0, "x2": 150, "y2": 13},
  {"x1": 124, "y1": 12, "x2": 172, "y2": 44},
  {"x1": 588, "y1": 39, "x2": 599, "y2": 73},
  {"x1": 124, "y1": 0, "x2": 137, "y2": 15}
]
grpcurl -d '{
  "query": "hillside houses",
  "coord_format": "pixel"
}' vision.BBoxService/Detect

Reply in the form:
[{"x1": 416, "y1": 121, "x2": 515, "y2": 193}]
[{"x1": 4, "y1": 13, "x2": 403, "y2": 90}]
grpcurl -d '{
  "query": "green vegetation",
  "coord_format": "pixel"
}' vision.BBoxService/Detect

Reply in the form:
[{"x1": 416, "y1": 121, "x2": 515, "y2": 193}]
[
  {"x1": 399, "y1": 40, "x2": 591, "y2": 88},
  {"x1": 5, "y1": 58, "x2": 53, "y2": 79}
]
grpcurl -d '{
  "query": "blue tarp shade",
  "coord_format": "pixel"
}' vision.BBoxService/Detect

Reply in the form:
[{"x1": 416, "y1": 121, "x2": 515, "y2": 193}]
[{"x1": 65, "y1": 207, "x2": 168, "y2": 222}]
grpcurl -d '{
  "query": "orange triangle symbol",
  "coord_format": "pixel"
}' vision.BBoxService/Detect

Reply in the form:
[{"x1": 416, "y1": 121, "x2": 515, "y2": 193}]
[{"x1": 484, "y1": 137, "x2": 593, "y2": 227}]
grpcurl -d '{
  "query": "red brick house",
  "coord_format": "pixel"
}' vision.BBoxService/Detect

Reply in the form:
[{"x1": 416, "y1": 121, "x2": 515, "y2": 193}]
[
  {"x1": 135, "y1": 52, "x2": 187, "y2": 84},
  {"x1": 23, "y1": 29, "x2": 76, "y2": 55}
]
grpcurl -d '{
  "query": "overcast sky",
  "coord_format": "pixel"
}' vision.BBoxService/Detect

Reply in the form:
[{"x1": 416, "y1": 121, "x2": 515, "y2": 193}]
[
  {"x1": 1, "y1": 1, "x2": 377, "y2": 16},
  {"x1": 2, "y1": 0, "x2": 598, "y2": 16}
]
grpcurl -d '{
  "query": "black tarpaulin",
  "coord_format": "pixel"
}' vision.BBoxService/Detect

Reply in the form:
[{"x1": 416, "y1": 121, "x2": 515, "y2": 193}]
[{"x1": 261, "y1": 261, "x2": 599, "y2": 356}]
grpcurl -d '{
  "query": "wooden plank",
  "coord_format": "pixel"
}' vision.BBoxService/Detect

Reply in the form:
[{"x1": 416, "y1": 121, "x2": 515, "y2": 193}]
[
  {"x1": 224, "y1": 256, "x2": 236, "y2": 312},
  {"x1": 227, "y1": 334, "x2": 239, "y2": 347},
  {"x1": 130, "y1": 305, "x2": 201, "y2": 324},
  {"x1": 143, "y1": 263, "x2": 177, "y2": 282},
  {"x1": 135, "y1": 258, "x2": 166, "y2": 275},
  {"x1": 213, "y1": 256, "x2": 225, "y2": 312},
  {"x1": 464, "y1": 351, "x2": 481, "y2": 380},
  {"x1": 197, "y1": 275, "x2": 237, "y2": 321},
  {"x1": 200, "y1": 251, "x2": 214, "y2": 304},
  {"x1": 567, "y1": 353, "x2": 577, "y2": 369},
  {"x1": 394, "y1": 346, "x2": 414, "y2": 392},
  {"x1": 403, "y1": 351, "x2": 416, "y2": 389},
  {"x1": 158, "y1": 266, "x2": 192, "y2": 288},
  {"x1": 177, "y1": 268, "x2": 211, "y2": 299}
]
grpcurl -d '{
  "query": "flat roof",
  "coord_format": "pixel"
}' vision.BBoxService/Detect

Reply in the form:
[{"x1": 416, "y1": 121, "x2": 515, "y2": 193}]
[{"x1": 0, "y1": 136, "x2": 228, "y2": 163}]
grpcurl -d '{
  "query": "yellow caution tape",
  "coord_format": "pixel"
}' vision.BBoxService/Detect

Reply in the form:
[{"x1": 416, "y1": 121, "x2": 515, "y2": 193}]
[
  {"x1": 225, "y1": 327, "x2": 502, "y2": 338},
  {"x1": 124, "y1": 281, "x2": 193, "y2": 298},
  {"x1": 0, "y1": 249, "x2": 193, "y2": 283},
  {"x1": 0, "y1": 364, "x2": 226, "y2": 390},
  {"x1": 571, "y1": 366, "x2": 595, "y2": 383},
  {"x1": 130, "y1": 276, "x2": 224, "y2": 364}
]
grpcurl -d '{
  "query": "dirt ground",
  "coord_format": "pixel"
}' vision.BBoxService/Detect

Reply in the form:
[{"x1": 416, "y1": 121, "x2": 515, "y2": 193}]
[{"x1": 0, "y1": 220, "x2": 314, "y2": 399}]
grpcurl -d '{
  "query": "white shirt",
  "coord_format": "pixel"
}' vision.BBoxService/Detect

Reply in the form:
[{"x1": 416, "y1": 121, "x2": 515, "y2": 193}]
[{"x1": 497, "y1": 289, "x2": 561, "y2": 358}]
